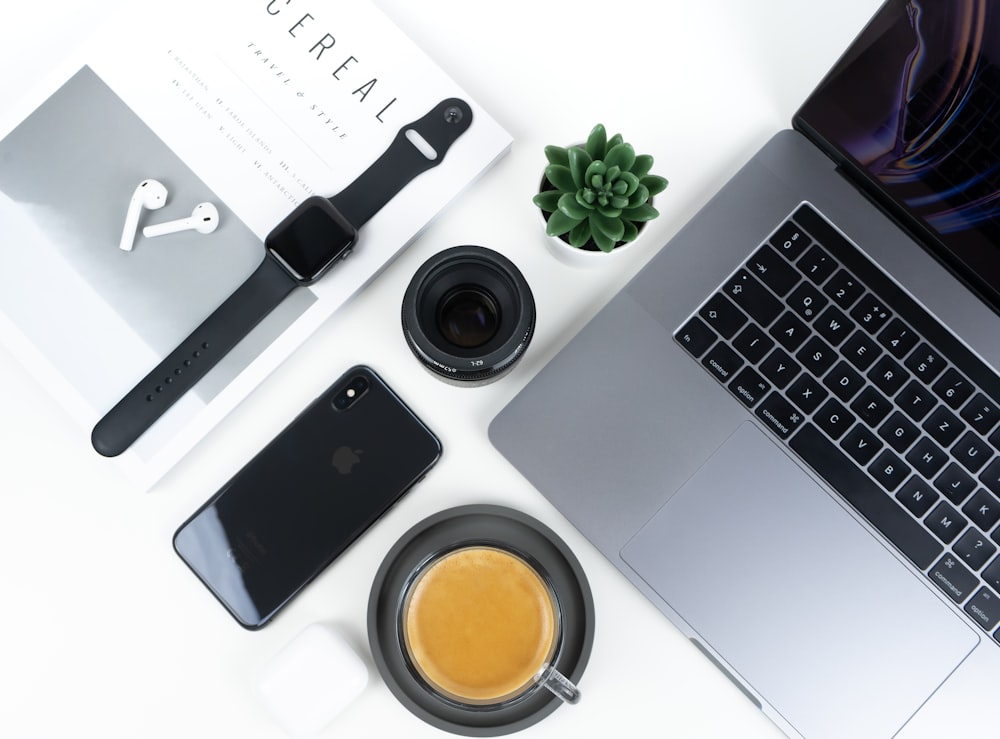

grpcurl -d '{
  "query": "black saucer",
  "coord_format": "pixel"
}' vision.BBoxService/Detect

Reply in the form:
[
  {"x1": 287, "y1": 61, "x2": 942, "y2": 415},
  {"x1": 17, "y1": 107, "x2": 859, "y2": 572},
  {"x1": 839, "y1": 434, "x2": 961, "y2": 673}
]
[{"x1": 367, "y1": 505, "x2": 595, "y2": 736}]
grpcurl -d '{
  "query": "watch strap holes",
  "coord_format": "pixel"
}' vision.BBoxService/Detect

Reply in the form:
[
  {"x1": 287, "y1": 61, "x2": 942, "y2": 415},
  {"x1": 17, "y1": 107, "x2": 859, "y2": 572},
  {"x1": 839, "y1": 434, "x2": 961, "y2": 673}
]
[
  {"x1": 142, "y1": 343, "x2": 211, "y2": 402},
  {"x1": 404, "y1": 128, "x2": 438, "y2": 161}
]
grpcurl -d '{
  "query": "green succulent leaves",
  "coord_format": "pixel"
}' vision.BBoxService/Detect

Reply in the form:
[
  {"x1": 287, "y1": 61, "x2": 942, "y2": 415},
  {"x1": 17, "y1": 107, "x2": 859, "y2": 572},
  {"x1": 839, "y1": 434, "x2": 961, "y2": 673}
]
[{"x1": 533, "y1": 123, "x2": 668, "y2": 253}]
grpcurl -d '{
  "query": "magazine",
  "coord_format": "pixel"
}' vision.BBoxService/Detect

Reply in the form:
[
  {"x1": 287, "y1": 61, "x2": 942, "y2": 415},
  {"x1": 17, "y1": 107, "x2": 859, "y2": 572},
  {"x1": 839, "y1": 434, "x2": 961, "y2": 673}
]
[{"x1": 0, "y1": 0, "x2": 511, "y2": 487}]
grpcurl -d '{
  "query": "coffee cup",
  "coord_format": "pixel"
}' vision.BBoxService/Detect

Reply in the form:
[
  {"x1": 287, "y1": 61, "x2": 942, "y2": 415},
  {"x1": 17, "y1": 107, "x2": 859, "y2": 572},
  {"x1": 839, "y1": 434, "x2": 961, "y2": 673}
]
[{"x1": 398, "y1": 544, "x2": 581, "y2": 708}]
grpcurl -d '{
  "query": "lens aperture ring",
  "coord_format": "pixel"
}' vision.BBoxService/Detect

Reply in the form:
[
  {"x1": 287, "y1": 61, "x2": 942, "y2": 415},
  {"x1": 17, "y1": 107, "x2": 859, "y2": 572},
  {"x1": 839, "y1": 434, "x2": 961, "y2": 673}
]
[{"x1": 401, "y1": 246, "x2": 536, "y2": 386}]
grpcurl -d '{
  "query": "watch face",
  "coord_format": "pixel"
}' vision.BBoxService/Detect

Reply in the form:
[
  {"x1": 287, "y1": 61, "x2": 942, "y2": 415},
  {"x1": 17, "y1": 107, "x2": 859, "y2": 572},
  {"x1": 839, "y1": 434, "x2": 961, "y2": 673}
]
[{"x1": 265, "y1": 196, "x2": 358, "y2": 282}]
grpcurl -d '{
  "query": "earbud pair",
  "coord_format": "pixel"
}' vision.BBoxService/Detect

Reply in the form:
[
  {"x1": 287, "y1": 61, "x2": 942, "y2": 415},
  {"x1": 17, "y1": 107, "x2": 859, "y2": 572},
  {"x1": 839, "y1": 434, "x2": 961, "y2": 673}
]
[{"x1": 118, "y1": 179, "x2": 220, "y2": 252}]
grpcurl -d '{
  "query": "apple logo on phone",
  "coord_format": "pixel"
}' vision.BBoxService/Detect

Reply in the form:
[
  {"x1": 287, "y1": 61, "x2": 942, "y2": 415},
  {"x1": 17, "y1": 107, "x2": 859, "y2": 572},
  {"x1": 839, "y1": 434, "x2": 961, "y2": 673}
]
[{"x1": 332, "y1": 446, "x2": 363, "y2": 475}]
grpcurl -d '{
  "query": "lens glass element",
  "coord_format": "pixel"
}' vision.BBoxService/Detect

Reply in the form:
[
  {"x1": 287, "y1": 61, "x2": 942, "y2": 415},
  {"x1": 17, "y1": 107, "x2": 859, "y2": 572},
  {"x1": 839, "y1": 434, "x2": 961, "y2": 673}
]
[
  {"x1": 436, "y1": 286, "x2": 500, "y2": 349},
  {"x1": 401, "y1": 245, "x2": 535, "y2": 385}
]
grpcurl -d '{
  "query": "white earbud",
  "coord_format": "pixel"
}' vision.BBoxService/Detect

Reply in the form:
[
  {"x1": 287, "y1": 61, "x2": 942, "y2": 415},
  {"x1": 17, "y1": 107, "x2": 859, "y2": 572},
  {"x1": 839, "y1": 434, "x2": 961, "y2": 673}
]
[
  {"x1": 119, "y1": 179, "x2": 168, "y2": 251},
  {"x1": 143, "y1": 202, "x2": 220, "y2": 238}
]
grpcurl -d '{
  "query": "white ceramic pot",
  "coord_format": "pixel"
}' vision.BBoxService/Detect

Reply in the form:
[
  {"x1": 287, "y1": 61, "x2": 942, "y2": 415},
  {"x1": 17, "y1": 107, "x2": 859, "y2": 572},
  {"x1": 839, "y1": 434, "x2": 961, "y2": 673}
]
[{"x1": 537, "y1": 204, "x2": 643, "y2": 267}]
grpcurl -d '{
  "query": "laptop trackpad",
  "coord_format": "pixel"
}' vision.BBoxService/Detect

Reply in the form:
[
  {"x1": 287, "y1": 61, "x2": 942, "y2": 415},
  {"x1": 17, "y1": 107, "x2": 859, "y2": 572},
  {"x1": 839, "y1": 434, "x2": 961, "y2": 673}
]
[{"x1": 621, "y1": 423, "x2": 977, "y2": 739}]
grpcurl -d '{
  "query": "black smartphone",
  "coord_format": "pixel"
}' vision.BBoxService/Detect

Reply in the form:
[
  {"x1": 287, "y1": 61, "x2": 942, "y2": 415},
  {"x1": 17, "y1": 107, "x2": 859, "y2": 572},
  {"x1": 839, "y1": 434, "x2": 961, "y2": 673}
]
[{"x1": 173, "y1": 366, "x2": 441, "y2": 629}]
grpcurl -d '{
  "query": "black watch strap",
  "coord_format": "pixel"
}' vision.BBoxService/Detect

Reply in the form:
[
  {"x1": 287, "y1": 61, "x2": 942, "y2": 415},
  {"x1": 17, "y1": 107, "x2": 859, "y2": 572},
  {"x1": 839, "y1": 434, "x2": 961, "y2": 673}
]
[
  {"x1": 91, "y1": 256, "x2": 297, "y2": 457},
  {"x1": 93, "y1": 98, "x2": 473, "y2": 457},
  {"x1": 328, "y1": 98, "x2": 473, "y2": 228}
]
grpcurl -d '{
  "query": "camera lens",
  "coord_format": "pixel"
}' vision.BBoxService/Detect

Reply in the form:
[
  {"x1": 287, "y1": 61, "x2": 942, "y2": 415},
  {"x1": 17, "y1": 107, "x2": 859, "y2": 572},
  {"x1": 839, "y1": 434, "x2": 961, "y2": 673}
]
[
  {"x1": 401, "y1": 246, "x2": 535, "y2": 385},
  {"x1": 436, "y1": 286, "x2": 500, "y2": 348},
  {"x1": 333, "y1": 374, "x2": 370, "y2": 410}
]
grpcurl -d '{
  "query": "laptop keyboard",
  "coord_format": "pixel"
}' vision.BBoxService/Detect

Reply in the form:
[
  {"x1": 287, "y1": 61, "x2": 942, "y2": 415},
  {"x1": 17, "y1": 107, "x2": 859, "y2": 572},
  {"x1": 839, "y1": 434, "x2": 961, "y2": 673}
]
[{"x1": 675, "y1": 202, "x2": 1000, "y2": 641}]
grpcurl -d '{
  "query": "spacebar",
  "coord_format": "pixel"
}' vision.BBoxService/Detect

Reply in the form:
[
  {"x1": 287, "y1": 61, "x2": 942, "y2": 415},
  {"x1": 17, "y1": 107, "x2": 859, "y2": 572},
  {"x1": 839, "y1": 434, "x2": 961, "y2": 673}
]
[{"x1": 789, "y1": 424, "x2": 942, "y2": 570}]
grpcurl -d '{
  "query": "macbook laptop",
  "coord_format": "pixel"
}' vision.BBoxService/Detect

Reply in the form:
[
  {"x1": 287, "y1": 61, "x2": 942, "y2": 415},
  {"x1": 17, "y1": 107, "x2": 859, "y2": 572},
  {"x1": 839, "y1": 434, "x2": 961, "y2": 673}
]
[{"x1": 489, "y1": 1, "x2": 1000, "y2": 737}]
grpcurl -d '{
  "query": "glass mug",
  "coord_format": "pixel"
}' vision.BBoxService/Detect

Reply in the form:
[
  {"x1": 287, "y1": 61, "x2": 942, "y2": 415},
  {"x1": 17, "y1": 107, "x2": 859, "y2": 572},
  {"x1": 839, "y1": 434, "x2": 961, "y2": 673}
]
[{"x1": 398, "y1": 544, "x2": 581, "y2": 708}]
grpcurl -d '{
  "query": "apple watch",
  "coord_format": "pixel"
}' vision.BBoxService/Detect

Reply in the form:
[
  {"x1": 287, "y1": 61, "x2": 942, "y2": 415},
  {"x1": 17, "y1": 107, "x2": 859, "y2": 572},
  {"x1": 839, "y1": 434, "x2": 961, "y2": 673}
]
[{"x1": 92, "y1": 98, "x2": 473, "y2": 457}]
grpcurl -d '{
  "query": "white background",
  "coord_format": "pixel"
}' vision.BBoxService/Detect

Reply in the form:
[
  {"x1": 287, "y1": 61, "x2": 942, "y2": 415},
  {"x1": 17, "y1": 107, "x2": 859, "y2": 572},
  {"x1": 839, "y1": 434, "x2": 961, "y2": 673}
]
[{"x1": 0, "y1": 1, "x2": 880, "y2": 737}]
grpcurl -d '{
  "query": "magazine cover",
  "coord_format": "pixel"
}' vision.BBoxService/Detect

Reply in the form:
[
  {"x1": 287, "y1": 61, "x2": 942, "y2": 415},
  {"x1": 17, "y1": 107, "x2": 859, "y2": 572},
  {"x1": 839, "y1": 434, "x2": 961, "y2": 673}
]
[{"x1": 0, "y1": 0, "x2": 511, "y2": 487}]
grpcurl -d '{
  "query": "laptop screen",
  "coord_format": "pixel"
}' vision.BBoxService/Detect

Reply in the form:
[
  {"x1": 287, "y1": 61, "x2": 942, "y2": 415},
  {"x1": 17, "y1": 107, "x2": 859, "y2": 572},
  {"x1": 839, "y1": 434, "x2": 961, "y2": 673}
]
[{"x1": 794, "y1": 0, "x2": 1000, "y2": 313}]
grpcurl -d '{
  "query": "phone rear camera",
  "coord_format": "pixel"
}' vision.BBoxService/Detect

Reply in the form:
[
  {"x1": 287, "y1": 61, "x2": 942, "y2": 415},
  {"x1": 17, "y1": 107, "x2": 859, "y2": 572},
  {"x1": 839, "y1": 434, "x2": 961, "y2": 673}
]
[
  {"x1": 333, "y1": 374, "x2": 370, "y2": 410},
  {"x1": 401, "y1": 246, "x2": 535, "y2": 385}
]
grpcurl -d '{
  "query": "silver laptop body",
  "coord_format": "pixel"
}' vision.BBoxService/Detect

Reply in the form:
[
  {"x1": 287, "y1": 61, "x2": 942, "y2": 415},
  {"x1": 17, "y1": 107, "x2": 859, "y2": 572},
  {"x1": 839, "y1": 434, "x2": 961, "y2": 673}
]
[{"x1": 490, "y1": 2, "x2": 1000, "y2": 736}]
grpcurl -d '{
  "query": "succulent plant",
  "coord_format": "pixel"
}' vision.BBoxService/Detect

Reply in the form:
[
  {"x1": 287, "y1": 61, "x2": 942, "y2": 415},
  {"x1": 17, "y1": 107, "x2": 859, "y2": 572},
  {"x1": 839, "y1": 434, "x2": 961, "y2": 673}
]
[{"x1": 533, "y1": 123, "x2": 668, "y2": 253}]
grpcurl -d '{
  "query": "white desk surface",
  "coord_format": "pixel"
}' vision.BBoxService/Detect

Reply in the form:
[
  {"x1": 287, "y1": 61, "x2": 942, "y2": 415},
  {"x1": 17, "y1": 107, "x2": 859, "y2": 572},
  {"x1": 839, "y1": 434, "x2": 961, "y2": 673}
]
[{"x1": 0, "y1": 2, "x2": 881, "y2": 737}]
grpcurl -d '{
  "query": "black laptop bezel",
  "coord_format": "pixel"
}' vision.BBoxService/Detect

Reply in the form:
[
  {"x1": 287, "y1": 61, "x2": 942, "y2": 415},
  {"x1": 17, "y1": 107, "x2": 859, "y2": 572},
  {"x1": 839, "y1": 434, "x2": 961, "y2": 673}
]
[{"x1": 793, "y1": 0, "x2": 1000, "y2": 315}]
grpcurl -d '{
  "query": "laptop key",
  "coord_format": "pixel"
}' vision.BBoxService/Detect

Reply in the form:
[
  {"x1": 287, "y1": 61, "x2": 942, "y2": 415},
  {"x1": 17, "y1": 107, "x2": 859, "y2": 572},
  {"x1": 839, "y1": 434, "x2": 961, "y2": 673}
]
[
  {"x1": 823, "y1": 268, "x2": 865, "y2": 309},
  {"x1": 926, "y1": 501, "x2": 968, "y2": 544},
  {"x1": 980, "y1": 457, "x2": 1000, "y2": 497},
  {"x1": 815, "y1": 398, "x2": 855, "y2": 440},
  {"x1": 732, "y1": 323, "x2": 774, "y2": 364},
  {"x1": 983, "y1": 557, "x2": 1000, "y2": 591},
  {"x1": 878, "y1": 412, "x2": 920, "y2": 453},
  {"x1": 964, "y1": 587, "x2": 1000, "y2": 633},
  {"x1": 770, "y1": 311, "x2": 810, "y2": 351},
  {"x1": 934, "y1": 463, "x2": 977, "y2": 505},
  {"x1": 724, "y1": 270, "x2": 782, "y2": 327},
  {"x1": 953, "y1": 530, "x2": 996, "y2": 571},
  {"x1": 841, "y1": 330, "x2": 882, "y2": 371},
  {"x1": 878, "y1": 317, "x2": 920, "y2": 359},
  {"x1": 953, "y1": 431, "x2": 993, "y2": 474},
  {"x1": 729, "y1": 367, "x2": 771, "y2": 409},
  {"x1": 850, "y1": 295, "x2": 892, "y2": 334},
  {"x1": 961, "y1": 392, "x2": 1000, "y2": 435},
  {"x1": 759, "y1": 347, "x2": 801, "y2": 389},
  {"x1": 699, "y1": 293, "x2": 747, "y2": 339},
  {"x1": 869, "y1": 449, "x2": 910, "y2": 491},
  {"x1": 906, "y1": 343, "x2": 947, "y2": 383},
  {"x1": 896, "y1": 477, "x2": 939, "y2": 517},
  {"x1": 787, "y1": 373, "x2": 828, "y2": 414},
  {"x1": 905, "y1": 437, "x2": 947, "y2": 479},
  {"x1": 868, "y1": 355, "x2": 909, "y2": 397},
  {"x1": 755, "y1": 393, "x2": 806, "y2": 439},
  {"x1": 841, "y1": 424, "x2": 883, "y2": 465},
  {"x1": 923, "y1": 405, "x2": 964, "y2": 447},
  {"x1": 796, "y1": 335, "x2": 837, "y2": 377},
  {"x1": 769, "y1": 220, "x2": 811, "y2": 261},
  {"x1": 928, "y1": 553, "x2": 978, "y2": 604},
  {"x1": 963, "y1": 488, "x2": 1000, "y2": 531},
  {"x1": 814, "y1": 304, "x2": 854, "y2": 346},
  {"x1": 790, "y1": 423, "x2": 943, "y2": 569},
  {"x1": 896, "y1": 380, "x2": 936, "y2": 422},
  {"x1": 934, "y1": 367, "x2": 974, "y2": 409},
  {"x1": 701, "y1": 343, "x2": 743, "y2": 384},
  {"x1": 675, "y1": 316, "x2": 717, "y2": 358},
  {"x1": 797, "y1": 243, "x2": 837, "y2": 284},
  {"x1": 747, "y1": 244, "x2": 800, "y2": 296},
  {"x1": 851, "y1": 386, "x2": 892, "y2": 427},
  {"x1": 825, "y1": 361, "x2": 866, "y2": 401},
  {"x1": 787, "y1": 281, "x2": 828, "y2": 322}
]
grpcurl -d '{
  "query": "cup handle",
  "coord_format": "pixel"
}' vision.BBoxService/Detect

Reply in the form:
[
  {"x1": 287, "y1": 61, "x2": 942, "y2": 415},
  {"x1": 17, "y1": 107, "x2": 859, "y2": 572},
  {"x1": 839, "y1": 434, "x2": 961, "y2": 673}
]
[{"x1": 535, "y1": 664, "x2": 581, "y2": 704}]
